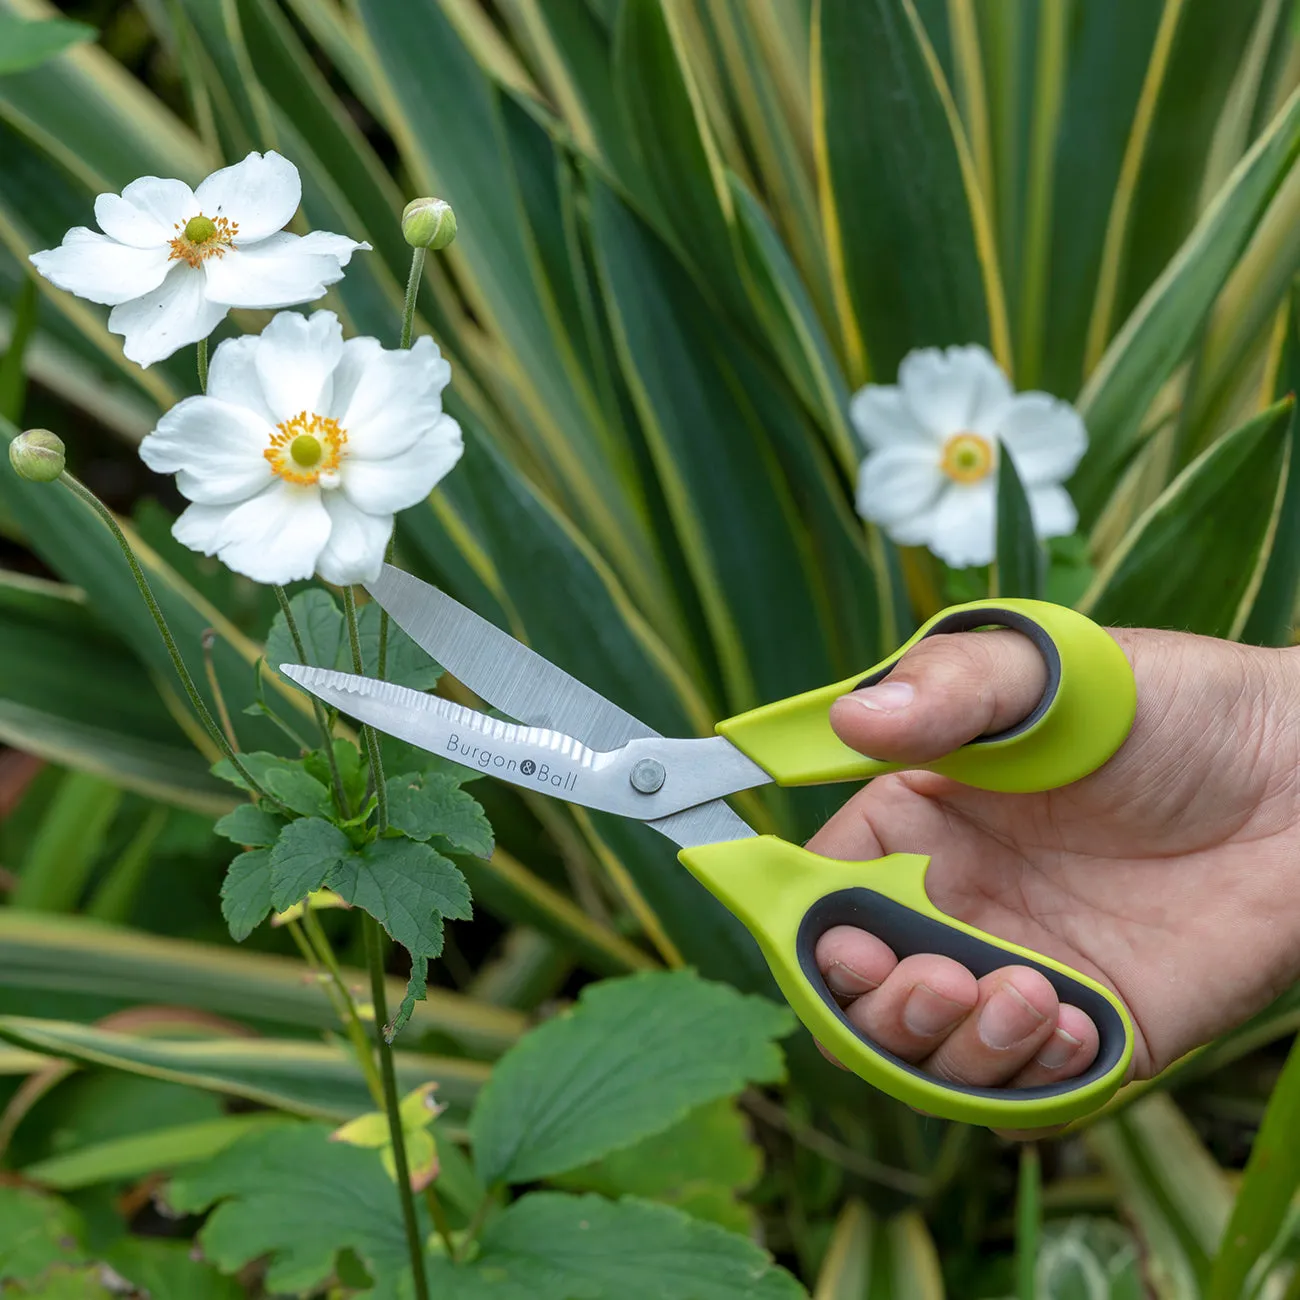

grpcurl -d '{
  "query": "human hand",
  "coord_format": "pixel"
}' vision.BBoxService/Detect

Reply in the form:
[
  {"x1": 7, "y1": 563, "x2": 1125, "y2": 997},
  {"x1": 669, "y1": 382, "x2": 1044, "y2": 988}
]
[{"x1": 811, "y1": 624, "x2": 1300, "y2": 1131}]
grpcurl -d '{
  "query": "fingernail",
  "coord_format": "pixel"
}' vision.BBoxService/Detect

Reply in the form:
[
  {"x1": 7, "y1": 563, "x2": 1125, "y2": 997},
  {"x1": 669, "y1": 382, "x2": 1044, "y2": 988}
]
[
  {"x1": 978, "y1": 986, "x2": 1048, "y2": 1050},
  {"x1": 1035, "y1": 1027, "x2": 1082, "y2": 1070},
  {"x1": 825, "y1": 961, "x2": 877, "y2": 997},
  {"x1": 903, "y1": 984, "x2": 968, "y2": 1037},
  {"x1": 848, "y1": 680, "x2": 914, "y2": 713}
]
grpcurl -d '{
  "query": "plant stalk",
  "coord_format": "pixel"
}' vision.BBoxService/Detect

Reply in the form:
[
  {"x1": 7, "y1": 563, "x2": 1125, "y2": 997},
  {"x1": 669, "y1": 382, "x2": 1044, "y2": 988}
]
[
  {"x1": 343, "y1": 586, "x2": 389, "y2": 830},
  {"x1": 196, "y1": 335, "x2": 208, "y2": 392},
  {"x1": 400, "y1": 247, "x2": 425, "y2": 350},
  {"x1": 459, "y1": 1190, "x2": 495, "y2": 1261},
  {"x1": 273, "y1": 585, "x2": 349, "y2": 813},
  {"x1": 364, "y1": 914, "x2": 430, "y2": 1299},
  {"x1": 58, "y1": 473, "x2": 279, "y2": 808}
]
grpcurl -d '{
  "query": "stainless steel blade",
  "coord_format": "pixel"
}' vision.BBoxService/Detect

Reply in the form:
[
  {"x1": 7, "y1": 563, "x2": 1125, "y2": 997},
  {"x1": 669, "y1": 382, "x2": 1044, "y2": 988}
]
[
  {"x1": 280, "y1": 664, "x2": 769, "y2": 822},
  {"x1": 365, "y1": 565, "x2": 652, "y2": 752},
  {"x1": 649, "y1": 801, "x2": 758, "y2": 849}
]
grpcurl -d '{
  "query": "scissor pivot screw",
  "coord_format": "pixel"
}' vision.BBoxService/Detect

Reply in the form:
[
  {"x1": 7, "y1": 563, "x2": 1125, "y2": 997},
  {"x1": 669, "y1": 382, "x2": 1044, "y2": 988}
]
[{"x1": 630, "y1": 758, "x2": 666, "y2": 794}]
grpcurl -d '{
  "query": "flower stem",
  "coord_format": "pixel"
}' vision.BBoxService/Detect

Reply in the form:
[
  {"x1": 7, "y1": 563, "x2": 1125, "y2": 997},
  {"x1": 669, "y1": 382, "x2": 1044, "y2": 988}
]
[
  {"x1": 400, "y1": 247, "x2": 426, "y2": 350},
  {"x1": 273, "y1": 585, "x2": 349, "y2": 814},
  {"x1": 364, "y1": 914, "x2": 430, "y2": 1300},
  {"x1": 196, "y1": 336, "x2": 208, "y2": 393},
  {"x1": 459, "y1": 1190, "x2": 495, "y2": 1261},
  {"x1": 343, "y1": 586, "x2": 388, "y2": 831},
  {"x1": 200, "y1": 628, "x2": 239, "y2": 751},
  {"x1": 58, "y1": 472, "x2": 279, "y2": 809},
  {"x1": 424, "y1": 1185, "x2": 457, "y2": 1260},
  {"x1": 300, "y1": 906, "x2": 384, "y2": 1108}
]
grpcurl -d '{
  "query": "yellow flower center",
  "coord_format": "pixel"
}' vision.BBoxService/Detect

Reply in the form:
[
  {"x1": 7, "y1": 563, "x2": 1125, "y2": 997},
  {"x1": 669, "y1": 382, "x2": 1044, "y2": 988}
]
[
  {"x1": 265, "y1": 412, "x2": 347, "y2": 486},
  {"x1": 940, "y1": 432, "x2": 995, "y2": 484},
  {"x1": 168, "y1": 212, "x2": 239, "y2": 267}
]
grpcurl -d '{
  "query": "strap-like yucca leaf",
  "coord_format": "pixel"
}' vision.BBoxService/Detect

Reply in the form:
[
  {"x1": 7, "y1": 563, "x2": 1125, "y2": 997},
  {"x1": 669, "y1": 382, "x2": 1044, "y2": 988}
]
[
  {"x1": 1080, "y1": 398, "x2": 1293, "y2": 636},
  {"x1": 0, "y1": 1015, "x2": 486, "y2": 1128},
  {"x1": 812, "y1": 1199, "x2": 944, "y2": 1300},
  {"x1": 814, "y1": 0, "x2": 1008, "y2": 383},
  {"x1": 1074, "y1": 87, "x2": 1300, "y2": 523}
]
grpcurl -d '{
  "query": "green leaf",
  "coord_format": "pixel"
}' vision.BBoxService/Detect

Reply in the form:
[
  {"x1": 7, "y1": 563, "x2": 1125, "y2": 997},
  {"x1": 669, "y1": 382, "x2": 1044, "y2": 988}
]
[
  {"x1": 423, "y1": 1192, "x2": 803, "y2": 1299},
  {"x1": 0, "y1": 910, "x2": 524, "y2": 1057},
  {"x1": 326, "y1": 837, "x2": 472, "y2": 959},
  {"x1": 1241, "y1": 284, "x2": 1300, "y2": 647},
  {"x1": 0, "y1": 1186, "x2": 85, "y2": 1283},
  {"x1": 267, "y1": 816, "x2": 351, "y2": 911},
  {"x1": 168, "y1": 1121, "x2": 427, "y2": 1299},
  {"x1": 304, "y1": 738, "x2": 367, "y2": 812},
  {"x1": 0, "y1": 272, "x2": 38, "y2": 424},
  {"x1": 812, "y1": 1200, "x2": 944, "y2": 1300},
  {"x1": 0, "y1": 17, "x2": 96, "y2": 75},
  {"x1": 1205, "y1": 1035, "x2": 1300, "y2": 1299},
  {"x1": 1073, "y1": 88, "x2": 1300, "y2": 521},
  {"x1": 0, "y1": 1016, "x2": 488, "y2": 1127},
  {"x1": 385, "y1": 772, "x2": 494, "y2": 856},
  {"x1": 220, "y1": 849, "x2": 273, "y2": 942},
  {"x1": 0, "y1": 573, "x2": 232, "y2": 814},
  {"x1": 213, "y1": 804, "x2": 283, "y2": 847},
  {"x1": 470, "y1": 969, "x2": 792, "y2": 1186},
  {"x1": 551, "y1": 1098, "x2": 760, "y2": 1233},
  {"x1": 1080, "y1": 399, "x2": 1293, "y2": 636},
  {"x1": 816, "y1": 0, "x2": 1001, "y2": 379},
  {"x1": 1085, "y1": 1094, "x2": 1233, "y2": 1295},
  {"x1": 19, "y1": 1114, "x2": 283, "y2": 1190},
  {"x1": 391, "y1": 953, "x2": 428, "y2": 1041},
  {"x1": 10, "y1": 770, "x2": 120, "y2": 913},
  {"x1": 211, "y1": 751, "x2": 332, "y2": 816},
  {"x1": 103, "y1": 1239, "x2": 242, "y2": 1300},
  {"x1": 993, "y1": 442, "x2": 1045, "y2": 599},
  {"x1": 265, "y1": 587, "x2": 441, "y2": 691}
]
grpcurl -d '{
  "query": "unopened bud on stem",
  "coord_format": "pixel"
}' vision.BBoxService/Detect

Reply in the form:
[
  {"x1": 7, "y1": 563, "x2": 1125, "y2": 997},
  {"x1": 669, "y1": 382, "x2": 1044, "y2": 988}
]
[
  {"x1": 9, "y1": 429, "x2": 65, "y2": 482},
  {"x1": 402, "y1": 197, "x2": 457, "y2": 251}
]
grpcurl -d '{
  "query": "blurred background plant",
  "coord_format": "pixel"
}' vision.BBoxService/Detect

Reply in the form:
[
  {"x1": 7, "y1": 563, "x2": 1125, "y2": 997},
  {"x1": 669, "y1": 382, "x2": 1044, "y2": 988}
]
[{"x1": 3, "y1": 0, "x2": 1300, "y2": 1296}]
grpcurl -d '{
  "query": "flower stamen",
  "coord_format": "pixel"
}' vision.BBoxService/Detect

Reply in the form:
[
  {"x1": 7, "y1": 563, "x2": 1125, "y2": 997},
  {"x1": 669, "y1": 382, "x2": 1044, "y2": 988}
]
[
  {"x1": 940, "y1": 432, "x2": 995, "y2": 484},
  {"x1": 169, "y1": 213, "x2": 239, "y2": 268},
  {"x1": 265, "y1": 412, "x2": 347, "y2": 486}
]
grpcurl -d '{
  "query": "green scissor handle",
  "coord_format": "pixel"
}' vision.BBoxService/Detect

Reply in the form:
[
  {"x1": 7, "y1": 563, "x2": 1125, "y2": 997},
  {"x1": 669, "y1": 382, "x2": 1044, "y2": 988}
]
[{"x1": 680, "y1": 599, "x2": 1138, "y2": 1126}]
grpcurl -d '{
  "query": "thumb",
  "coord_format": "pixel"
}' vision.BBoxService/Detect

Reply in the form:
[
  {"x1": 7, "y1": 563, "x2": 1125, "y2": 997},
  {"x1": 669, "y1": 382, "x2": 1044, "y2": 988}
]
[{"x1": 829, "y1": 628, "x2": 1047, "y2": 766}]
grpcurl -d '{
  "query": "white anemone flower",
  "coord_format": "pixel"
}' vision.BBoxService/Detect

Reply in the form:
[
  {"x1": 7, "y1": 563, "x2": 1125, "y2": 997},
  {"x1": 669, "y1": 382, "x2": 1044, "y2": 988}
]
[
  {"x1": 850, "y1": 344, "x2": 1087, "y2": 568},
  {"x1": 30, "y1": 151, "x2": 368, "y2": 368},
  {"x1": 138, "y1": 311, "x2": 462, "y2": 586}
]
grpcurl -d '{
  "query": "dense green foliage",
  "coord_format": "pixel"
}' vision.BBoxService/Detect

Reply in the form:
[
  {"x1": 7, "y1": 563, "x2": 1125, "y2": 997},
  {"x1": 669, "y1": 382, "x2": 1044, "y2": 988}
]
[{"x1": 4, "y1": 0, "x2": 1300, "y2": 1295}]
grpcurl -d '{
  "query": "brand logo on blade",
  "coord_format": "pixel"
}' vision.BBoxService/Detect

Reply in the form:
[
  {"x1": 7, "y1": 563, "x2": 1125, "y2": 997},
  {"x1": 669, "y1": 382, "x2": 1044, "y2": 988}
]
[{"x1": 446, "y1": 735, "x2": 578, "y2": 793}]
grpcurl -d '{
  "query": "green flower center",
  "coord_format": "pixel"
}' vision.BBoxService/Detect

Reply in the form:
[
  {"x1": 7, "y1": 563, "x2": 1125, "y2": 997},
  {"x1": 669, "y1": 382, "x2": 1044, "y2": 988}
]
[
  {"x1": 184, "y1": 214, "x2": 218, "y2": 244},
  {"x1": 289, "y1": 434, "x2": 323, "y2": 467}
]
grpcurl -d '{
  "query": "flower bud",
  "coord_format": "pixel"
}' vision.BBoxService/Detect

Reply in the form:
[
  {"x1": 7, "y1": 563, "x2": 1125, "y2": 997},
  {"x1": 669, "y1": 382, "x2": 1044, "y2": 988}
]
[
  {"x1": 402, "y1": 197, "x2": 457, "y2": 251},
  {"x1": 9, "y1": 429, "x2": 65, "y2": 483}
]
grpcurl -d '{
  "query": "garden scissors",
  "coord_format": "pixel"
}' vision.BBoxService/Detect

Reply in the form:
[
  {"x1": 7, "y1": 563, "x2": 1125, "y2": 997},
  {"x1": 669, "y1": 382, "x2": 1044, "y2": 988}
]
[{"x1": 282, "y1": 566, "x2": 1138, "y2": 1126}]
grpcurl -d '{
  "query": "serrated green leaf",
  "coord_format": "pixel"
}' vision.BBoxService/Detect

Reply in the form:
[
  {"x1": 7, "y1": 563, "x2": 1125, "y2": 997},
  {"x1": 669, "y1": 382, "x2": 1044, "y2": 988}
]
[
  {"x1": 551, "y1": 1098, "x2": 759, "y2": 1233},
  {"x1": 993, "y1": 442, "x2": 1045, "y2": 599},
  {"x1": 0, "y1": 17, "x2": 96, "y2": 75},
  {"x1": 423, "y1": 1192, "x2": 803, "y2": 1299},
  {"x1": 0, "y1": 1186, "x2": 86, "y2": 1283},
  {"x1": 1080, "y1": 399, "x2": 1292, "y2": 636},
  {"x1": 303, "y1": 737, "x2": 367, "y2": 812},
  {"x1": 326, "y1": 837, "x2": 472, "y2": 960},
  {"x1": 392, "y1": 953, "x2": 428, "y2": 1041},
  {"x1": 168, "y1": 1121, "x2": 427, "y2": 1300},
  {"x1": 266, "y1": 587, "x2": 441, "y2": 691},
  {"x1": 5, "y1": 1264, "x2": 114, "y2": 1299},
  {"x1": 211, "y1": 751, "x2": 332, "y2": 816},
  {"x1": 385, "y1": 772, "x2": 494, "y2": 856},
  {"x1": 470, "y1": 969, "x2": 792, "y2": 1186},
  {"x1": 220, "y1": 848, "x2": 273, "y2": 942},
  {"x1": 213, "y1": 804, "x2": 283, "y2": 848},
  {"x1": 267, "y1": 817, "x2": 351, "y2": 911}
]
